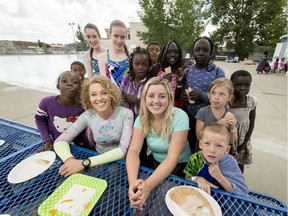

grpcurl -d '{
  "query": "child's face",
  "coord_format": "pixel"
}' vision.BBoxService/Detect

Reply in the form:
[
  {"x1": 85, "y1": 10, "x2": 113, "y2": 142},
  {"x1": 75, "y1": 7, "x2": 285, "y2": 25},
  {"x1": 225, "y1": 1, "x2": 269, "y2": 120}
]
[
  {"x1": 58, "y1": 72, "x2": 80, "y2": 97},
  {"x1": 193, "y1": 39, "x2": 211, "y2": 66},
  {"x1": 167, "y1": 42, "x2": 180, "y2": 66},
  {"x1": 71, "y1": 64, "x2": 85, "y2": 80},
  {"x1": 110, "y1": 26, "x2": 127, "y2": 51},
  {"x1": 85, "y1": 28, "x2": 101, "y2": 49},
  {"x1": 232, "y1": 76, "x2": 251, "y2": 98},
  {"x1": 145, "y1": 84, "x2": 169, "y2": 118},
  {"x1": 148, "y1": 44, "x2": 161, "y2": 63},
  {"x1": 208, "y1": 86, "x2": 231, "y2": 109},
  {"x1": 200, "y1": 131, "x2": 230, "y2": 164},
  {"x1": 133, "y1": 53, "x2": 149, "y2": 80},
  {"x1": 89, "y1": 83, "x2": 113, "y2": 115}
]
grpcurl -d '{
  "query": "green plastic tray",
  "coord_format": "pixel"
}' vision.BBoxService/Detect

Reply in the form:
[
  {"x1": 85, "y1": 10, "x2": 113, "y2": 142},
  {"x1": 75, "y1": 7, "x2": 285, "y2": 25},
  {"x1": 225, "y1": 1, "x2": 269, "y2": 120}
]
[{"x1": 38, "y1": 173, "x2": 107, "y2": 216}]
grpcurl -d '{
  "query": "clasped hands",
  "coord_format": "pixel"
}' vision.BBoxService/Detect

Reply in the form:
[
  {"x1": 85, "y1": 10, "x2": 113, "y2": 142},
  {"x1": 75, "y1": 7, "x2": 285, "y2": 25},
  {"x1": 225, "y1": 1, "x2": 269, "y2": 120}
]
[{"x1": 128, "y1": 179, "x2": 151, "y2": 210}]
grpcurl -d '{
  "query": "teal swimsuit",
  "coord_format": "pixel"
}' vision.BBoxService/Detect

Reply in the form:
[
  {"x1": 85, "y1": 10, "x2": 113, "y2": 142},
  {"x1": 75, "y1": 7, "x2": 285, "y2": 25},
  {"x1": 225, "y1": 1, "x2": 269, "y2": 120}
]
[{"x1": 90, "y1": 48, "x2": 100, "y2": 76}]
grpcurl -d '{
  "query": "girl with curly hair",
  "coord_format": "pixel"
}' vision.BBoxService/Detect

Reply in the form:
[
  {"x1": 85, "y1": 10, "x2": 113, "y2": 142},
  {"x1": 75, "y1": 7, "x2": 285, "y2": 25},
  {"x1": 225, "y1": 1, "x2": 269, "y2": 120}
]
[{"x1": 53, "y1": 76, "x2": 134, "y2": 177}]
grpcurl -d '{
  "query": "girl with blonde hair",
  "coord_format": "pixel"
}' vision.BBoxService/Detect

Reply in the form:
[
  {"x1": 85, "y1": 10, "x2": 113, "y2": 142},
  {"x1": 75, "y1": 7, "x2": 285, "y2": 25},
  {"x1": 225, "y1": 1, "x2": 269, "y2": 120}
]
[
  {"x1": 126, "y1": 77, "x2": 191, "y2": 210},
  {"x1": 53, "y1": 76, "x2": 134, "y2": 177},
  {"x1": 98, "y1": 20, "x2": 130, "y2": 89},
  {"x1": 196, "y1": 77, "x2": 237, "y2": 144}
]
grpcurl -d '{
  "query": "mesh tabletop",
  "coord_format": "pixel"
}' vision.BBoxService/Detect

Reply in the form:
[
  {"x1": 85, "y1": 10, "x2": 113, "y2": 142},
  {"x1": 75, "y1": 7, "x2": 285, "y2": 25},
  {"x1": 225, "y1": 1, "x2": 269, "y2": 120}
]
[
  {"x1": 0, "y1": 120, "x2": 287, "y2": 215},
  {"x1": 1, "y1": 146, "x2": 287, "y2": 215},
  {"x1": 0, "y1": 118, "x2": 43, "y2": 161}
]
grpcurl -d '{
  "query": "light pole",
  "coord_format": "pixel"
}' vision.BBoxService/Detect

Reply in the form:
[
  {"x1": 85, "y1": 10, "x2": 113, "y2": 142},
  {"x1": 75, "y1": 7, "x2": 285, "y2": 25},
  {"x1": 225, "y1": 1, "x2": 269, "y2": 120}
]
[{"x1": 68, "y1": 22, "x2": 77, "y2": 52}]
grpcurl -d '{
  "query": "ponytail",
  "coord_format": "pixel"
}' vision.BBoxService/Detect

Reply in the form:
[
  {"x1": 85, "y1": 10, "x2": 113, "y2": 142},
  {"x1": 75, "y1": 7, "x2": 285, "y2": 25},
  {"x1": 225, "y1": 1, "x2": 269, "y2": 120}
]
[{"x1": 124, "y1": 44, "x2": 129, "y2": 59}]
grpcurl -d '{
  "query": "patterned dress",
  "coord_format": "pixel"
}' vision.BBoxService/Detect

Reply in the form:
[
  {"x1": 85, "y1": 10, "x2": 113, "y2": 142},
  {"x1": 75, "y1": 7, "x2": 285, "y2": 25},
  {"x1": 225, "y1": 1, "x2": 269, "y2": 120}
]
[
  {"x1": 105, "y1": 51, "x2": 129, "y2": 89},
  {"x1": 231, "y1": 95, "x2": 257, "y2": 165}
]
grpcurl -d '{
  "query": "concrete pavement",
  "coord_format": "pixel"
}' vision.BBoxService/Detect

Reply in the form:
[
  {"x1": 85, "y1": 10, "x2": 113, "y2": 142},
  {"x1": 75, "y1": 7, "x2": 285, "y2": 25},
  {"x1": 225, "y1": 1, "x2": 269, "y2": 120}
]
[{"x1": 0, "y1": 61, "x2": 287, "y2": 204}]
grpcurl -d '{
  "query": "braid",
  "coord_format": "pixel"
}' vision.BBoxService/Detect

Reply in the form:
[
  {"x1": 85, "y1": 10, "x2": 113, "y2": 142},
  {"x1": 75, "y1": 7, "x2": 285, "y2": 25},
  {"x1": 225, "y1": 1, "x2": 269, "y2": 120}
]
[{"x1": 124, "y1": 44, "x2": 130, "y2": 59}]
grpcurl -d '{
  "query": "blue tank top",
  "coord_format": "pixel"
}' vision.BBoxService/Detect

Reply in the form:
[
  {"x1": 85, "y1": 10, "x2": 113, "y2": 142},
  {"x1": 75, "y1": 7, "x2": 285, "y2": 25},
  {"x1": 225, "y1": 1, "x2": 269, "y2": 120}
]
[
  {"x1": 90, "y1": 48, "x2": 100, "y2": 76},
  {"x1": 106, "y1": 51, "x2": 129, "y2": 88}
]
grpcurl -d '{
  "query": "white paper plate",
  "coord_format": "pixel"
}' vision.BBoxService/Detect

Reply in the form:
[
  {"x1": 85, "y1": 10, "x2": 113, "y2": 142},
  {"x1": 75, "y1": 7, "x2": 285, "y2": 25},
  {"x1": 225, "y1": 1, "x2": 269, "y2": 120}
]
[
  {"x1": 165, "y1": 186, "x2": 222, "y2": 216},
  {"x1": 7, "y1": 151, "x2": 56, "y2": 184},
  {"x1": 0, "y1": 139, "x2": 5, "y2": 146}
]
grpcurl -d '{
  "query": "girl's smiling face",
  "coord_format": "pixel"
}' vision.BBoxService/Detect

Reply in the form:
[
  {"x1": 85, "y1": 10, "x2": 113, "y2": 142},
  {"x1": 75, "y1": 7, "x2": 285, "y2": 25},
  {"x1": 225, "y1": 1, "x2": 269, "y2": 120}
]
[
  {"x1": 133, "y1": 53, "x2": 149, "y2": 80},
  {"x1": 145, "y1": 84, "x2": 169, "y2": 118},
  {"x1": 85, "y1": 28, "x2": 101, "y2": 49},
  {"x1": 166, "y1": 42, "x2": 180, "y2": 66},
  {"x1": 110, "y1": 26, "x2": 127, "y2": 51},
  {"x1": 89, "y1": 83, "x2": 113, "y2": 118}
]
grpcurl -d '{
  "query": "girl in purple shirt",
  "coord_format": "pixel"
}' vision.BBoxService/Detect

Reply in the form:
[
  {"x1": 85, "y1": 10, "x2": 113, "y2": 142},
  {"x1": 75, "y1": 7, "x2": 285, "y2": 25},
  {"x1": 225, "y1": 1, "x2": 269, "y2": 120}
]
[
  {"x1": 35, "y1": 71, "x2": 89, "y2": 151},
  {"x1": 120, "y1": 46, "x2": 152, "y2": 116}
]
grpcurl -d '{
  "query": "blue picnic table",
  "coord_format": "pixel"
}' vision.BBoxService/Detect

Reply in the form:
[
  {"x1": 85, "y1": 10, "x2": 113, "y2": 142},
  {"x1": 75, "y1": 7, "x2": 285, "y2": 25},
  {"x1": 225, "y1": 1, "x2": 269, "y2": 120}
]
[{"x1": 0, "y1": 118, "x2": 287, "y2": 215}]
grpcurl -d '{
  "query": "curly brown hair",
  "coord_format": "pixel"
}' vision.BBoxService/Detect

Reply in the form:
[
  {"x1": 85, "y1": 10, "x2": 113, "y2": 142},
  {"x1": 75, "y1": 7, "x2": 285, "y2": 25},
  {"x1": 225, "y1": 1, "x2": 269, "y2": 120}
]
[{"x1": 81, "y1": 76, "x2": 122, "y2": 110}]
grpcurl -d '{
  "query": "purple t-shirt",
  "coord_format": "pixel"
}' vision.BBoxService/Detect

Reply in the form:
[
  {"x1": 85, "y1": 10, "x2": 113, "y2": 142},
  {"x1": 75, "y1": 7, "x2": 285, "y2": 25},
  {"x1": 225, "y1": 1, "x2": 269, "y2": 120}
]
[{"x1": 35, "y1": 95, "x2": 89, "y2": 147}]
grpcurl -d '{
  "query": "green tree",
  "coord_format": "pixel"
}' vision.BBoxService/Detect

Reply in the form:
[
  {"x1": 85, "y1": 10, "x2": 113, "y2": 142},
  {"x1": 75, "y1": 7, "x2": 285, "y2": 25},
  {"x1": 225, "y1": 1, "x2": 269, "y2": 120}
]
[
  {"x1": 37, "y1": 39, "x2": 51, "y2": 53},
  {"x1": 75, "y1": 24, "x2": 85, "y2": 42},
  {"x1": 75, "y1": 24, "x2": 88, "y2": 51},
  {"x1": 138, "y1": 0, "x2": 208, "y2": 52},
  {"x1": 208, "y1": 0, "x2": 287, "y2": 59}
]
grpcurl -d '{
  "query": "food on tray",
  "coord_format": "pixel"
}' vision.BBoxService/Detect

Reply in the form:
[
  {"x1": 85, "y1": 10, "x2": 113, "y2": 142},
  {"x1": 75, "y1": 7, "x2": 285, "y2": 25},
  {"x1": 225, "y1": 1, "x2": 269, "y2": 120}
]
[
  {"x1": 165, "y1": 66, "x2": 172, "y2": 74},
  {"x1": 169, "y1": 186, "x2": 215, "y2": 216},
  {"x1": 185, "y1": 87, "x2": 195, "y2": 104},
  {"x1": 53, "y1": 184, "x2": 96, "y2": 215},
  {"x1": 36, "y1": 159, "x2": 50, "y2": 165}
]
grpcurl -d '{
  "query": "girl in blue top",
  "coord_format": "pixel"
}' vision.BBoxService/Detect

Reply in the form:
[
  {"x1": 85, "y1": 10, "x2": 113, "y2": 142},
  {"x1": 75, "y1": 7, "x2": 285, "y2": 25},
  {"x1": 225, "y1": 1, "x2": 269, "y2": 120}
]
[
  {"x1": 99, "y1": 20, "x2": 129, "y2": 90},
  {"x1": 126, "y1": 77, "x2": 191, "y2": 210},
  {"x1": 180, "y1": 36, "x2": 225, "y2": 153},
  {"x1": 84, "y1": 23, "x2": 107, "y2": 79}
]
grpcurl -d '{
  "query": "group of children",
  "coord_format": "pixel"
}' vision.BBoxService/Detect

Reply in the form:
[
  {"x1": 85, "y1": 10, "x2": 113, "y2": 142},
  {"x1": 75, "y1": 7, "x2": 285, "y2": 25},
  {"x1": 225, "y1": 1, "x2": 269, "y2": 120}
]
[{"x1": 35, "y1": 20, "x2": 257, "y2": 210}]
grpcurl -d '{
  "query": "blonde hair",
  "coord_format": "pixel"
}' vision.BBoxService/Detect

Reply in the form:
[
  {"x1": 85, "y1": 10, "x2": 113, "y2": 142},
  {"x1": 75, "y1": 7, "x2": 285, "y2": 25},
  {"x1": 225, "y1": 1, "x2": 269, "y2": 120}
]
[
  {"x1": 203, "y1": 123, "x2": 230, "y2": 145},
  {"x1": 208, "y1": 78, "x2": 234, "y2": 101},
  {"x1": 81, "y1": 76, "x2": 121, "y2": 110},
  {"x1": 139, "y1": 77, "x2": 174, "y2": 140}
]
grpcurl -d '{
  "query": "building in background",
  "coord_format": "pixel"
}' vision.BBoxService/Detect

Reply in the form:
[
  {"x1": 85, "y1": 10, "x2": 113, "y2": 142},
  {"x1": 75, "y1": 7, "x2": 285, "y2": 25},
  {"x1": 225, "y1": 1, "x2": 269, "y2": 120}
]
[{"x1": 272, "y1": 35, "x2": 288, "y2": 60}]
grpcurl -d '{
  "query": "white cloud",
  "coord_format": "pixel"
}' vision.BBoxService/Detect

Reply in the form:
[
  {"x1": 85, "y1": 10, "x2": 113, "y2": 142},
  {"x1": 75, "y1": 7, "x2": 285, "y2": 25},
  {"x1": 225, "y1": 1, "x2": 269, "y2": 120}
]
[{"x1": 0, "y1": 0, "x2": 140, "y2": 44}]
